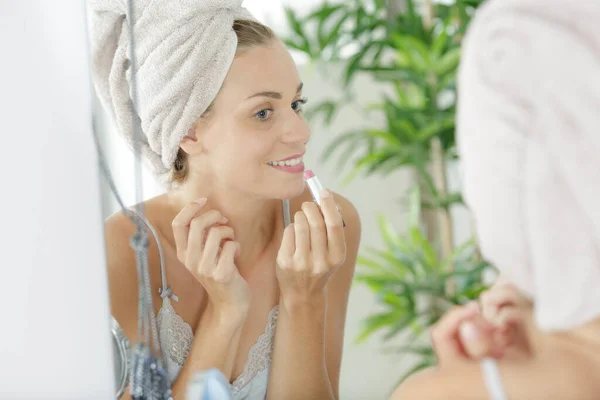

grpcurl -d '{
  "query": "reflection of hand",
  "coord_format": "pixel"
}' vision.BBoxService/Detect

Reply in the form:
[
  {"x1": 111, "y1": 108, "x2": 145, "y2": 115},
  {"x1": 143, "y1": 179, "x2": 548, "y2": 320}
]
[
  {"x1": 430, "y1": 280, "x2": 537, "y2": 367},
  {"x1": 171, "y1": 199, "x2": 250, "y2": 317},
  {"x1": 430, "y1": 302, "x2": 509, "y2": 366},
  {"x1": 276, "y1": 189, "x2": 346, "y2": 302},
  {"x1": 479, "y1": 278, "x2": 536, "y2": 359}
]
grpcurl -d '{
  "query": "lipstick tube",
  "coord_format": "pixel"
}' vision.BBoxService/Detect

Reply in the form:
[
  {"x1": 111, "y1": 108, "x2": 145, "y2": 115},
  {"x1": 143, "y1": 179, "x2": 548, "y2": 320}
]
[{"x1": 304, "y1": 169, "x2": 346, "y2": 228}]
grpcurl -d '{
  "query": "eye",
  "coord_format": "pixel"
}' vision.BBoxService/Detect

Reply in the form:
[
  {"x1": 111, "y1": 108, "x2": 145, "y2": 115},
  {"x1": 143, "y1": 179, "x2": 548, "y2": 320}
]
[
  {"x1": 292, "y1": 98, "x2": 308, "y2": 113},
  {"x1": 255, "y1": 108, "x2": 273, "y2": 121}
]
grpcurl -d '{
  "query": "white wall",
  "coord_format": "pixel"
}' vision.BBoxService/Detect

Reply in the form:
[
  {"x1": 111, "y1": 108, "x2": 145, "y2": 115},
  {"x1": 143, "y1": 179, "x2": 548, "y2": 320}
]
[{"x1": 1, "y1": 1, "x2": 115, "y2": 398}]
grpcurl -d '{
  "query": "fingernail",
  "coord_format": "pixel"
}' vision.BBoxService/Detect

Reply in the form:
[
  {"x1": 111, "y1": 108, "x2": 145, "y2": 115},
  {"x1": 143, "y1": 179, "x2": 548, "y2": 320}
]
[
  {"x1": 219, "y1": 216, "x2": 228, "y2": 224},
  {"x1": 459, "y1": 322, "x2": 479, "y2": 342},
  {"x1": 195, "y1": 198, "x2": 207, "y2": 205},
  {"x1": 320, "y1": 189, "x2": 332, "y2": 199},
  {"x1": 235, "y1": 242, "x2": 241, "y2": 257}
]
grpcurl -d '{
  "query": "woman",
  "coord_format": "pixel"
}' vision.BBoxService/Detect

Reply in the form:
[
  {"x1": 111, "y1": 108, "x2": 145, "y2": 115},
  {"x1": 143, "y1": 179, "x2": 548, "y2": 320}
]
[
  {"x1": 392, "y1": 0, "x2": 600, "y2": 398},
  {"x1": 89, "y1": 1, "x2": 361, "y2": 399}
]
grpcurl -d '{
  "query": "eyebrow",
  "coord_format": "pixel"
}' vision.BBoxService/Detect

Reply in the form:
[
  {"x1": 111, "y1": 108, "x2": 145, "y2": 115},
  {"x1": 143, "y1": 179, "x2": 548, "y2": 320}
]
[{"x1": 246, "y1": 83, "x2": 304, "y2": 100}]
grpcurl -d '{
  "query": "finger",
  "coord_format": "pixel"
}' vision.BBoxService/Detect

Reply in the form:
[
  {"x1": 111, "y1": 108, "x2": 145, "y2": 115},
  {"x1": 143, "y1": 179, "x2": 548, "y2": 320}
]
[
  {"x1": 215, "y1": 241, "x2": 239, "y2": 281},
  {"x1": 186, "y1": 210, "x2": 228, "y2": 265},
  {"x1": 496, "y1": 307, "x2": 526, "y2": 329},
  {"x1": 277, "y1": 223, "x2": 295, "y2": 269},
  {"x1": 201, "y1": 226, "x2": 235, "y2": 268},
  {"x1": 171, "y1": 198, "x2": 208, "y2": 257},
  {"x1": 319, "y1": 190, "x2": 346, "y2": 265},
  {"x1": 293, "y1": 211, "x2": 310, "y2": 260},
  {"x1": 431, "y1": 302, "x2": 479, "y2": 362},
  {"x1": 459, "y1": 315, "x2": 498, "y2": 360},
  {"x1": 481, "y1": 285, "x2": 528, "y2": 323},
  {"x1": 301, "y1": 202, "x2": 328, "y2": 270}
]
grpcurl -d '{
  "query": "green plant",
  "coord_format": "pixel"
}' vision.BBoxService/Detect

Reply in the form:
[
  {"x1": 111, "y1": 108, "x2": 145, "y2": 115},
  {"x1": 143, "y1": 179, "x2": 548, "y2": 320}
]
[
  {"x1": 355, "y1": 186, "x2": 489, "y2": 381},
  {"x1": 286, "y1": 0, "x2": 482, "y2": 205},
  {"x1": 282, "y1": 0, "x2": 491, "y2": 383}
]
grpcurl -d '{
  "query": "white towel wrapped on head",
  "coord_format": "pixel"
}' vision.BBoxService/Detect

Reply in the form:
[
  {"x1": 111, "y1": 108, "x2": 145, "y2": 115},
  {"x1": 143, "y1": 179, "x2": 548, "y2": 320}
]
[
  {"x1": 457, "y1": 0, "x2": 600, "y2": 332},
  {"x1": 88, "y1": 0, "x2": 256, "y2": 182}
]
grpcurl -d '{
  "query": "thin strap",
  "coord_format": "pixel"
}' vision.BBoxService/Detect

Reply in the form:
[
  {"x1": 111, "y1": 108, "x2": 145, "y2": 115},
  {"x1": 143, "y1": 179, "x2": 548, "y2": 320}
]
[
  {"x1": 126, "y1": 208, "x2": 179, "y2": 302},
  {"x1": 481, "y1": 358, "x2": 508, "y2": 400},
  {"x1": 282, "y1": 199, "x2": 291, "y2": 227}
]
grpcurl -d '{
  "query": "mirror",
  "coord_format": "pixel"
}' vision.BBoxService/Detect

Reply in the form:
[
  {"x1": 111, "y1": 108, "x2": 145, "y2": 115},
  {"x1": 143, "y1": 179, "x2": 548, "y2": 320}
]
[{"x1": 111, "y1": 317, "x2": 130, "y2": 399}]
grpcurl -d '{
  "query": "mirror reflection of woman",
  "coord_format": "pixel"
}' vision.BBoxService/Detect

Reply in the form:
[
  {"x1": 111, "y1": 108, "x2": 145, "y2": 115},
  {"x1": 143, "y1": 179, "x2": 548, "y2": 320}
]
[{"x1": 89, "y1": 2, "x2": 361, "y2": 399}]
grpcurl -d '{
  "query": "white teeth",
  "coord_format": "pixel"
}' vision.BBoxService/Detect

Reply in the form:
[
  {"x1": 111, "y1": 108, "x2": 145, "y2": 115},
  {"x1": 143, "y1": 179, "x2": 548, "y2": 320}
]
[{"x1": 268, "y1": 156, "x2": 303, "y2": 167}]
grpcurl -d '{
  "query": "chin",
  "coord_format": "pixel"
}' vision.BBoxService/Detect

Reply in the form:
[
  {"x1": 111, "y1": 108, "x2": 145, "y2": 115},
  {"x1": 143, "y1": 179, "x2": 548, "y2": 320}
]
[{"x1": 272, "y1": 178, "x2": 306, "y2": 200}]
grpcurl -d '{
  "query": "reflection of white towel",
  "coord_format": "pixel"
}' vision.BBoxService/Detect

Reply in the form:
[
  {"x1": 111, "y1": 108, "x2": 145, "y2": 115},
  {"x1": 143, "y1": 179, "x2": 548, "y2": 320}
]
[
  {"x1": 88, "y1": 0, "x2": 256, "y2": 182},
  {"x1": 458, "y1": 0, "x2": 600, "y2": 332}
]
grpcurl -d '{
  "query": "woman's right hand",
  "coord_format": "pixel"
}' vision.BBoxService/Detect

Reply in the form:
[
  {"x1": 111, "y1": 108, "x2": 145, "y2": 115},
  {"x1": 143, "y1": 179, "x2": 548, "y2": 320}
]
[
  {"x1": 171, "y1": 198, "x2": 251, "y2": 317},
  {"x1": 479, "y1": 278, "x2": 536, "y2": 359}
]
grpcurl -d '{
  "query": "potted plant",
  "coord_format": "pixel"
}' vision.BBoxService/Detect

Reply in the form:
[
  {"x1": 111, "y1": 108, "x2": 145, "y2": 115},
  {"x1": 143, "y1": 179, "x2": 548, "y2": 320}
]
[{"x1": 283, "y1": 0, "x2": 491, "y2": 383}]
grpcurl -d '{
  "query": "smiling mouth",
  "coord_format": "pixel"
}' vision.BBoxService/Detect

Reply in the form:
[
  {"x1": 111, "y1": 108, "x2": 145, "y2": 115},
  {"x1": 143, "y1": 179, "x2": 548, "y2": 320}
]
[{"x1": 267, "y1": 156, "x2": 303, "y2": 167}]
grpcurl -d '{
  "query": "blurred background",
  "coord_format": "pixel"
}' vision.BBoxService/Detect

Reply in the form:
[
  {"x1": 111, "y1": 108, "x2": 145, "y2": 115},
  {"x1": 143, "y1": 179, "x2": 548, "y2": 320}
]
[{"x1": 95, "y1": 1, "x2": 493, "y2": 398}]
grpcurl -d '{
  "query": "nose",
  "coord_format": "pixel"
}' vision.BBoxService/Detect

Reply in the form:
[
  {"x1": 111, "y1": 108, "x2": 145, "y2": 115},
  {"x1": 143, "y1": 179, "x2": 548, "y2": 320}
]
[{"x1": 281, "y1": 109, "x2": 311, "y2": 144}]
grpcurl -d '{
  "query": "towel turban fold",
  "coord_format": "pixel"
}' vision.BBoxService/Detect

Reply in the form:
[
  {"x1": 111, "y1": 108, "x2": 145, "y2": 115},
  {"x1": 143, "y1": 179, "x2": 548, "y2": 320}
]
[{"x1": 89, "y1": 0, "x2": 256, "y2": 182}]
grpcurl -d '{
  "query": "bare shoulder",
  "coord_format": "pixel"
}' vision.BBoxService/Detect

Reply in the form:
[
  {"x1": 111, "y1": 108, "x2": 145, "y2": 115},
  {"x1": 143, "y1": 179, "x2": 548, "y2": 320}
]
[
  {"x1": 390, "y1": 341, "x2": 600, "y2": 400},
  {"x1": 103, "y1": 211, "x2": 142, "y2": 337}
]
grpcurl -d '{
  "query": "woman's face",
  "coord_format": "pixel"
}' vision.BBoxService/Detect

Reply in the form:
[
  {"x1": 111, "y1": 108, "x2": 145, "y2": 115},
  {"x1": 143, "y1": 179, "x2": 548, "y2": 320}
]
[{"x1": 191, "y1": 39, "x2": 311, "y2": 200}]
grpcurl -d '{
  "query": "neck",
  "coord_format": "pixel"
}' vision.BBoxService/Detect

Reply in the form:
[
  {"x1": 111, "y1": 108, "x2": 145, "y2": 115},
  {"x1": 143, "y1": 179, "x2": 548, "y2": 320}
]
[{"x1": 166, "y1": 178, "x2": 283, "y2": 268}]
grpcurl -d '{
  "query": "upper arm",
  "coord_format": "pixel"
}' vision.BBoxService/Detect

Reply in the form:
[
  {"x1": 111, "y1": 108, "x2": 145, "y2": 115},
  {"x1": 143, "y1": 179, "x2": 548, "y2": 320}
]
[
  {"x1": 325, "y1": 193, "x2": 361, "y2": 397},
  {"x1": 104, "y1": 212, "x2": 143, "y2": 343},
  {"x1": 391, "y1": 343, "x2": 600, "y2": 400}
]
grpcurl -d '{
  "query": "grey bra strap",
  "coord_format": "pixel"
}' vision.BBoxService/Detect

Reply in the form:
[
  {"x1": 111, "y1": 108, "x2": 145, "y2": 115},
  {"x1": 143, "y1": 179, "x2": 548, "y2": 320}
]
[
  {"x1": 126, "y1": 208, "x2": 178, "y2": 302},
  {"x1": 282, "y1": 199, "x2": 291, "y2": 227}
]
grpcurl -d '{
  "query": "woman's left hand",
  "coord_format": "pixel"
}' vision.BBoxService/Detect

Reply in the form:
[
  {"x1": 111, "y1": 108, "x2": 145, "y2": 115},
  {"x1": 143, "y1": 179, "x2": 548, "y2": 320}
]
[{"x1": 276, "y1": 189, "x2": 347, "y2": 301}]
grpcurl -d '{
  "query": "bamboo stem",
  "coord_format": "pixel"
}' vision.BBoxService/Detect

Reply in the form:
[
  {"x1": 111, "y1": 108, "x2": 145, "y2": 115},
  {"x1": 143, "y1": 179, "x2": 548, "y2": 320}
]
[{"x1": 421, "y1": 0, "x2": 456, "y2": 296}]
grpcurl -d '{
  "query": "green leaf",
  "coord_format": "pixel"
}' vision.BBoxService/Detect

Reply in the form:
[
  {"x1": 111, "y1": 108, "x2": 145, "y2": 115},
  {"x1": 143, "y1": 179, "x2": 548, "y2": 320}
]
[
  {"x1": 409, "y1": 227, "x2": 439, "y2": 269},
  {"x1": 363, "y1": 129, "x2": 403, "y2": 146},
  {"x1": 283, "y1": 7, "x2": 312, "y2": 56},
  {"x1": 377, "y1": 214, "x2": 399, "y2": 249},
  {"x1": 383, "y1": 315, "x2": 418, "y2": 341},
  {"x1": 390, "y1": 344, "x2": 435, "y2": 357},
  {"x1": 394, "y1": 359, "x2": 436, "y2": 387},
  {"x1": 360, "y1": 67, "x2": 428, "y2": 89},
  {"x1": 356, "y1": 312, "x2": 398, "y2": 343},
  {"x1": 343, "y1": 40, "x2": 383, "y2": 85},
  {"x1": 391, "y1": 119, "x2": 420, "y2": 141},
  {"x1": 406, "y1": 185, "x2": 421, "y2": 228},
  {"x1": 342, "y1": 163, "x2": 365, "y2": 185},
  {"x1": 316, "y1": 6, "x2": 347, "y2": 50},
  {"x1": 283, "y1": 39, "x2": 310, "y2": 55},
  {"x1": 431, "y1": 26, "x2": 449, "y2": 59},
  {"x1": 304, "y1": 100, "x2": 338, "y2": 125},
  {"x1": 434, "y1": 47, "x2": 461, "y2": 77},
  {"x1": 320, "y1": 131, "x2": 362, "y2": 164},
  {"x1": 418, "y1": 118, "x2": 455, "y2": 142},
  {"x1": 391, "y1": 33, "x2": 431, "y2": 72}
]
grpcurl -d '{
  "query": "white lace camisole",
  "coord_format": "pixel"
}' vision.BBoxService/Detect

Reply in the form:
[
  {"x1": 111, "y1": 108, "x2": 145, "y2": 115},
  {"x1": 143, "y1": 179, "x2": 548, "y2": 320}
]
[{"x1": 131, "y1": 199, "x2": 291, "y2": 399}]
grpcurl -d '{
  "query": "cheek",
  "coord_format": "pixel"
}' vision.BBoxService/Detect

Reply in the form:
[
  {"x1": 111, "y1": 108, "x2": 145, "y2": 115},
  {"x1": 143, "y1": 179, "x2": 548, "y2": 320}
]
[{"x1": 212, "y1": 127, "x2": 274, "y2": 173}]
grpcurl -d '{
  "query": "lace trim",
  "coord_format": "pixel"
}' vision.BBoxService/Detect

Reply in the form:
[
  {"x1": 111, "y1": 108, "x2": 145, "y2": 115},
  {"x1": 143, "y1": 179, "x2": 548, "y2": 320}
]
[
  {"x1": 157, "y1": 298, "x2": 194, "y2": 366},
  {"x1": 156, "y1": 300, "x2": 279, "y2": 393},
  {"x1": 231, "y1": 306, "x2": 279, "y2": 394}
]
